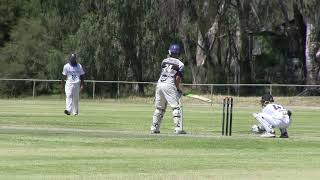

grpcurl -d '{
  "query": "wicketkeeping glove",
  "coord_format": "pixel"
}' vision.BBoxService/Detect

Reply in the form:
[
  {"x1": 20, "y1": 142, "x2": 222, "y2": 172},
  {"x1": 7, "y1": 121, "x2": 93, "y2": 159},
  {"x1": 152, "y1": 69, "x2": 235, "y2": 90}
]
[
  {"x1": 287, "y1": 110, "x2": 292, "y2": 118},
  {"x1": 177, "y1": 89, "x2": 183, "y2": 99}
]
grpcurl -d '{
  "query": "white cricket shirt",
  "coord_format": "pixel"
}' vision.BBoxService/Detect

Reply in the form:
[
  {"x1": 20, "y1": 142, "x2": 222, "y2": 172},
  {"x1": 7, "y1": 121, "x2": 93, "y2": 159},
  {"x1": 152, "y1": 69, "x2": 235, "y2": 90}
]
[
  {"x1": 262, "y1": 103, "x2": 288, "y2": 119},
  {"x1": 158, "y1": 57, "x2": 184, "y2": 85},
  {"x1": 62, "y1": 63, "x2": 85, "y2": 84}
]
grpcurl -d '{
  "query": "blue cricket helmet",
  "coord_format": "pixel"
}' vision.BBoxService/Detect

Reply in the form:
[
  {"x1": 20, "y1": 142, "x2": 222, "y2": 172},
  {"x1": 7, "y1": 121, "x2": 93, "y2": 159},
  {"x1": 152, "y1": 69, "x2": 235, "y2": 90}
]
[
  {"x1": 69, "y1": 53, "x2": 77, "y2": 67},
  {"x1": 168, "y1": 44, "x2": 181, "y2": 56}
]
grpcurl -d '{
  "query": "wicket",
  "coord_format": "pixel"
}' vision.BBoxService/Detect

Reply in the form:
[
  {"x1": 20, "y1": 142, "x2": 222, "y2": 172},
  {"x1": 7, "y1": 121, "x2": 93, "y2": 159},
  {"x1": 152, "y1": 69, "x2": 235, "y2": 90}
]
[{"x1": 222, "y1": 97, "x2": 233, "y2": 136}]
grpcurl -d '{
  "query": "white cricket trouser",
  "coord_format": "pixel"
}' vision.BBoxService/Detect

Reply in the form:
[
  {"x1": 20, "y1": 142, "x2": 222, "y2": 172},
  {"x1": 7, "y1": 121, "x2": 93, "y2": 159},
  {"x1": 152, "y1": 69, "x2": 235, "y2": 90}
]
[
  {"x1": 253, "y1": 113, "x2": 291, "y2": 133},
  {"x1": 152, "y1": 82, "x2": 182, "y2": 131},
  {"x1": 155, "y1": 82, "x2": 179, "y2": 109},
  {"x1": 65, "y1": 82, "x2": 80, "y2": 114}
]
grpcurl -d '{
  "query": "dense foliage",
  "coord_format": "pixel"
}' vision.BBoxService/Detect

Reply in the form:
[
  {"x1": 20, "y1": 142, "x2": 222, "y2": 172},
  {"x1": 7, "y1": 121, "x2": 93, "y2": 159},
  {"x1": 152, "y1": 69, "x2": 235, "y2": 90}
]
[{"x1": 0, "y1": 0, "x2": 319, "y2": 97}]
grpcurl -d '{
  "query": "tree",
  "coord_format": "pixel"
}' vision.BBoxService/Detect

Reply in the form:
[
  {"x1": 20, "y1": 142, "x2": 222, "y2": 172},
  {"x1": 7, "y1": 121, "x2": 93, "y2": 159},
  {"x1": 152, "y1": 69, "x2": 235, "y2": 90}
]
[
  {"x1": 295, "y1": 0, "x2": 320, "y2": 86},
  {"x1": 0, "y1": 0, "x2": 22, "y2": 46}
]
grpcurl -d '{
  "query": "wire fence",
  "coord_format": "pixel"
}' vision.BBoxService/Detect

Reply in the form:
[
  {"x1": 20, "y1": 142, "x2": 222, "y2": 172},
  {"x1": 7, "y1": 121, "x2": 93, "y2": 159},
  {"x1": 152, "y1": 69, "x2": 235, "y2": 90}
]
[{"x1": 0, "y1": 78, "x2": 320, "y2": 99}]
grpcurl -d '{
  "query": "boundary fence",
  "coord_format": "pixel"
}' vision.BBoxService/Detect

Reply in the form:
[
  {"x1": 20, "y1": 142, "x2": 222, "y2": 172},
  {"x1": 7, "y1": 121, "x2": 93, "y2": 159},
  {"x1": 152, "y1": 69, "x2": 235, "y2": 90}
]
[{"x1": 1, "y1": 78, "x2": 320, "y2": 98}]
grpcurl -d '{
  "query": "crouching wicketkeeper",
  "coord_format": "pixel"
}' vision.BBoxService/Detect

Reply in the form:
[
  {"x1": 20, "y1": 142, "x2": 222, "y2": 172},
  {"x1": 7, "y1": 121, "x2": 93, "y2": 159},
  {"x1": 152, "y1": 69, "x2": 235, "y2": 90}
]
[{"x1": 251, "y1": 94, "x2": 292, "y2": 138}]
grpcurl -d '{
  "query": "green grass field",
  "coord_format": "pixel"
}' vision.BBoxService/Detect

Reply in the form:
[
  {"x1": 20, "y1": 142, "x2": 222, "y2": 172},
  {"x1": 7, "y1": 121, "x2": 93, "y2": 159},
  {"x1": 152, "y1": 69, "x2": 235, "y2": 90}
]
[{"x1": 0, "y1": 97, "x2": 320, "y2": 180}]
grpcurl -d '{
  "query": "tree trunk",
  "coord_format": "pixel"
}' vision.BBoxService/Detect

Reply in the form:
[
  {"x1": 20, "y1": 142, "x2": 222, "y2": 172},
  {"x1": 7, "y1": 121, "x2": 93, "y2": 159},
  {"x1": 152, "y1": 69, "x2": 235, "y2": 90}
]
[
  {"x1": 305, "y1": 22, "x2": 319, "y2": 85},
  {"x1": 237, "y1": 0, "x2": 252, "y2": 85},
  {"x1": 181, "y1": 34, "x2": 197, "y2": 84},
  {"x1": 196, "y1": 20, "x2": 219, "y2": 66},
  {"x1": 196, "y1": 0, "x2": 225, "y2": 67}
]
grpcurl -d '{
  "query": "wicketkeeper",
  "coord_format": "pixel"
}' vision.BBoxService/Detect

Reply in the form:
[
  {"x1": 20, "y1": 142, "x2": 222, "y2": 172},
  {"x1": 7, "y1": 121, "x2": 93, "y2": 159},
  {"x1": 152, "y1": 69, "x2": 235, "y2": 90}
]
[
  {"x1": 251, "y1": 94, "x2": 292, "y2": 138},
  {"x1": 150, "y1": 43, "x2": 185, "y2": 134},
  {"x1": 62, "y1": 53, "x2": 85, "y2": 115}
]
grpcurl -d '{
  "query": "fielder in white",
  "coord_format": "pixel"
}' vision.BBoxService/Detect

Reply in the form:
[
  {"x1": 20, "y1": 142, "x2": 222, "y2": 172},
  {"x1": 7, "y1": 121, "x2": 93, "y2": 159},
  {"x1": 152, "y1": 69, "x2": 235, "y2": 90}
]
[
  {"x1": 150, "y1": 44, "x2": 185, "y2": 134},
  {"x1": 62, "y1": 53, "x2": 85, "y2": 115},
  {"x1": 252, "y1": 94, "x2": 292, "y2": 138}
]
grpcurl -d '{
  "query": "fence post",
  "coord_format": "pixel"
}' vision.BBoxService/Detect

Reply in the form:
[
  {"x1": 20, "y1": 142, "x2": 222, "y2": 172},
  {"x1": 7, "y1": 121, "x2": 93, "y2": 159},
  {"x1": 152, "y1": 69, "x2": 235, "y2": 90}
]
[
  {"x1": 32, "y1": 80, "x2": 36, "y2": 98},
  {"x1": 270, "y1": 84, "x2": 272, "y2": 95},
  {"x1": 92, "y1": 81, "x2": 96, "y2": 99},
  {"x1": 117, "y1": 81, "x2": 120, "y2": 99},
  {"x1": 210, "y1": 85, "x2": 213, "y2": 106}
]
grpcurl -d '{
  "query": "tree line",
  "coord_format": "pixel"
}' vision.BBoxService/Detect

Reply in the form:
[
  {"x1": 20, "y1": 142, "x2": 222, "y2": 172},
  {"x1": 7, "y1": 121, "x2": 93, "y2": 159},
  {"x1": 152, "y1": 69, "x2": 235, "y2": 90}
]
[{"x1": 0, "y1": 0, "x2": 319, "y2": 97}]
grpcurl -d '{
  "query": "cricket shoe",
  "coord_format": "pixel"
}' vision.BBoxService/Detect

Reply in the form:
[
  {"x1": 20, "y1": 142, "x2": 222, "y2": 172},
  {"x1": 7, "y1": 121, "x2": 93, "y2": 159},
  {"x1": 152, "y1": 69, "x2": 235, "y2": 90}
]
[
  {"x1": 280, "y1": 132, "x2": 289, "y2": 138},
  {"x1": 174, "y1": 129, "x2": 187, "y2": 134},
  {"x1": 260, "y1": 131, "x2": 276, "y2": 138},
  {"x1": 64, "y1": 110, "x2": 70, "y2": 115},
  {"x1": 150, "y1": 124, "x2": 160, "y2": 134},
  {"x1": 150, "y1": 130, "x2": 160, "y2": 134}
]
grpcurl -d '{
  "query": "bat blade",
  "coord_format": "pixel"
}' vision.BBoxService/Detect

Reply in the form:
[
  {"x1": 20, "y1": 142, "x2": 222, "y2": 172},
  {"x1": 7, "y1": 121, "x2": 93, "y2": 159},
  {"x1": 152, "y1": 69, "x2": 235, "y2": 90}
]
[{"x1": 184, "y1": 93, "x2": 212, "y2": 103}]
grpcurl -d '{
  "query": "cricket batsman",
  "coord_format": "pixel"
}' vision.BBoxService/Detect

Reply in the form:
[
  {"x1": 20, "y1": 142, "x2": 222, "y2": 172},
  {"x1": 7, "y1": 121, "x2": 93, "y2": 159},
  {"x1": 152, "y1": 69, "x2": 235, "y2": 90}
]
[
  {"x1": 62, "y1": 53, "x2": 85, "y2": 115},
  {"x1": 251, "y1": 94, "x2": 292, "y2": 138},
  {"x1": 150, "y1": 43, "x2": 186, "y2": 134}
]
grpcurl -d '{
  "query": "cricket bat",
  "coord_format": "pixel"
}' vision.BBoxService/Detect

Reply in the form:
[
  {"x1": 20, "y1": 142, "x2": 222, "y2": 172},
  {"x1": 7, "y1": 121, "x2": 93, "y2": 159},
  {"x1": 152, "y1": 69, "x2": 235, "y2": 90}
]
[
  {"x1": 183, "y1": 93, "x2": 212, "y2": 103},
  {"x1": 179, "y1": 97, "x2": 183, "y2": 131}
]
